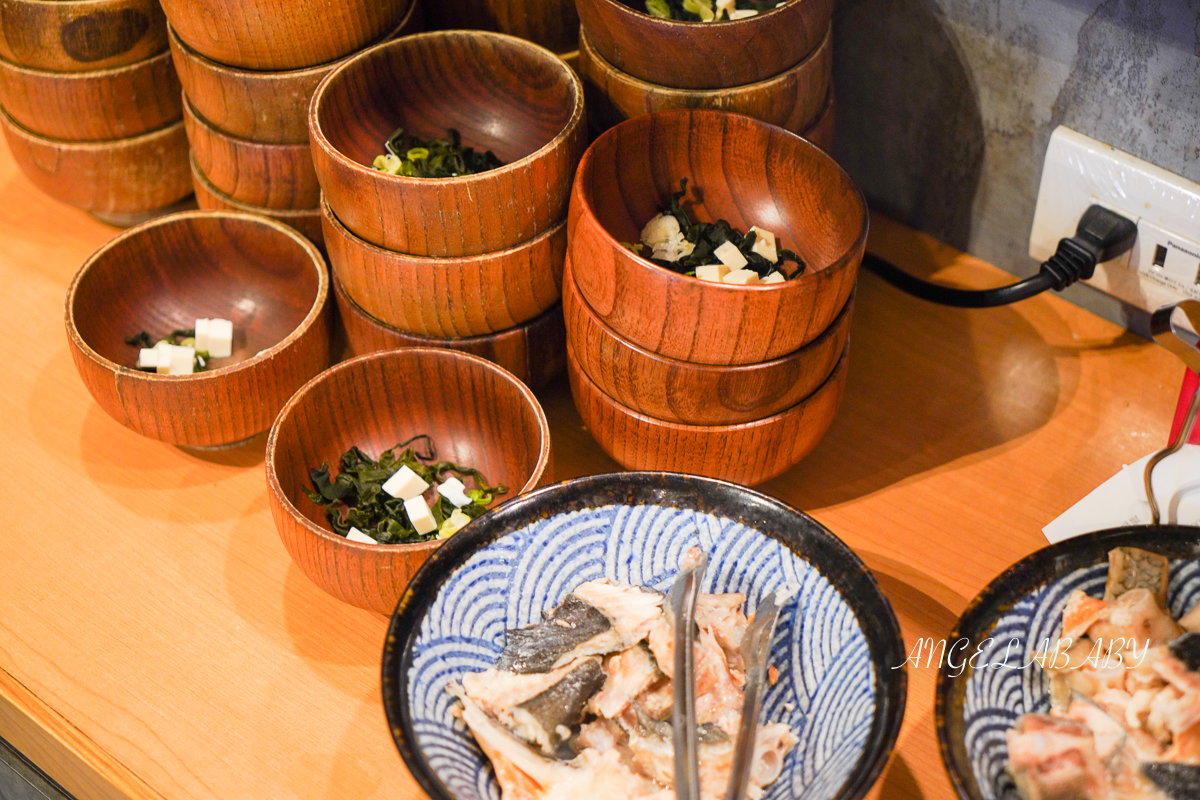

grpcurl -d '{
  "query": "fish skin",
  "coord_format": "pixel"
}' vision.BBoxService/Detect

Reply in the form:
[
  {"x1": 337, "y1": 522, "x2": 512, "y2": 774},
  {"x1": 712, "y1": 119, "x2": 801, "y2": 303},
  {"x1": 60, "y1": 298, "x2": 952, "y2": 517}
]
[
  {"x1": 1141, "y1": 762, "x2": 1200, "y2": 799},
  {"x1": 496, "y1": 595, "x2": 613, "y2": 673},
  {"x1": 514, "y1": 659, "x2": 607, "y2": 755}
]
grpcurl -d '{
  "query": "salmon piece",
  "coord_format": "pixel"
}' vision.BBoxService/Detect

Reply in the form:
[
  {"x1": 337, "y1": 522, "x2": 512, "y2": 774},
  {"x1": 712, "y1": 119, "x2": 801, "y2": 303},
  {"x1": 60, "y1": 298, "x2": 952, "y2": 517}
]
[
  {"x1": 694, "y1": 626, "x2": 745, "y2": 725},
  {"x1": 1089, "y1": 589, "x2": 1182, "y2": 649},
  {"x1": 511, "y1": 659, "x2": 607, "y2": 755},
  {"x1": 1006, "y1": 714, "x2": 1109, "y2": 800},
  {"x1": 1063, "y1": 591, "x2": 1111, "y2": 641},
  {"x1": 463, "y1": 662, "x2": 590, "y2": 727},
  {"x1": 571, "y1": 581, "x2": 665, "y2": 648},
  {"x1": 696, "y1": 592, "x2": 749, "y2": 670},
  {"x1": 588, "y1": 645, "x2": 659, "y2": 719},
  {"x1": 1105, "y1": 547, "x2": 1170, "y2": 606}
]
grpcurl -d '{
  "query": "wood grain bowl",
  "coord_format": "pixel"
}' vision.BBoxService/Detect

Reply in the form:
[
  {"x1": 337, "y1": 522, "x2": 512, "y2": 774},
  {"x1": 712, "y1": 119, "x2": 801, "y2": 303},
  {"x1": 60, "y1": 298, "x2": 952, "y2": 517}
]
[
  {"x1": 563, "y1": 257, "x2": 852, "y2": 425},
  {"x1": 568, "y1": 343, "x2": 848, "y2": 486},
  {"x1": 422, "y1": 0, "x2": 579, "y2": 54},
  {"x1": 568, "y1": 109, "x2": 867, "y2": 366},
  {"x1": 190, "y1": 154, "x2": 322, "y2": 247},
  {"x1": 159, "y1": 0, "x2": 415, "y2": 71},
  {"x1": 333, "y1": 277, "x2": 566, "y2": 392},
  {"x1": 1, "y1": 108, "x2": 192, "y2": 214},
  {"x1": 0, "y1": 0, "x2": 168, "y2": 72},
  {"x1": 574, "y1": 0, "x2": 835, "y2": 89},
  {"x1": 65, "y1": 211, "x2": 332, "y2": 447},
  {"x1": 578, "y1": 24, "x2": 830, "y2": 137},
  {"x1": 265, "y1": 347, "x2": 552, "y2": 613},
  {"x1": 801, "y1": 89, "x2": 835, "y2": 153},
  {"x1": 309, "y1": 31, "x2": 586, "y2": 257}
]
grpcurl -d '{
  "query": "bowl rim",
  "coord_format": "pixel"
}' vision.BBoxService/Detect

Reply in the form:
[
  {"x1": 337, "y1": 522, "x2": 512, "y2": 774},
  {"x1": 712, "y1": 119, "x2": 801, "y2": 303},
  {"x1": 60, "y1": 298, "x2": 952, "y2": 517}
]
[
  {"x1": 308, "y1": 30, "x2": 585, "y2": 189},
  {"x1": 572, "y1": 108, "x2": 868, "y2": 291},
  {"x1": 189, "y1": 152, "x2": 320, "y2": 217},
  {"x1": 264, "y1": 347, "x2": 552, "y2": 553},
  {"x1": 933, "y1": 524, "x2": 1200, "y2": 800},
  {"x1": 381, "y1": 470, "x2": 908, "y2": 800},
  {"x1": 0, "y1": 104, "x2": 183, "y2": 147},
  {"x1": 64, "y1": 209, "x2": 329, "y2": 384},
  {"x1": 182, "y1": 93, "x2": 310, "y2": 152},
  {"x1": 583, "y1": 0, "x2": 797, "y2": 27},
  {"x1": 0, "y1": 44, "x2": 173, "y2": 79}
]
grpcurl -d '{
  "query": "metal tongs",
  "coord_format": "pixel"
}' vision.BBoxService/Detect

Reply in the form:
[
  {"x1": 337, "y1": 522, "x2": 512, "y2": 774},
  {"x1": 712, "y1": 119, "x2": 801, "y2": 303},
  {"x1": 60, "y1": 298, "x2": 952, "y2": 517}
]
[{"x1": 1146, "y1": 300, "x2": 1200, "y2": 524}]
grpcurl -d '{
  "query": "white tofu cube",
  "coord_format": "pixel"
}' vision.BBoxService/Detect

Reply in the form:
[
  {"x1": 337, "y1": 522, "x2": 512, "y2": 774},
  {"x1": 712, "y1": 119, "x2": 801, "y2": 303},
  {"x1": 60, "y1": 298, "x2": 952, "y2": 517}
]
[
  {"x1": 760, "y1": 271, "x2": 786, "y2": 284},
  {"x1": 207, "y1": 318, "x2": 233, "y2": 358},
  {"x1": 166, "y1": 344, "x2": 195, "y2": 375},
  {"x1": 749, "y1": 226, "x2": 778, "y2": 263},
  {"x1": 438, "y1": 477, "x2": 474, "y2": 508},
  {"x1": 154, "y1": 341, "x2": 171, "y2": 374},
  {"x1": 714, "y1": 241, "x2": 748, "y2": 269},
  {"x1": 404, "y1": 496, "x2": 437, "y2": 535},
  {"x1": 695, "y1": 264, "x2": 730, "y2": 283},
  {"x1": 138, "y1": 348, "x2": 158, "y2": 369},
  {"x1": 729, "y1": 8, "x2": 758, "y2": 18},
  {"x1": 723, "y1": 269, "x2": 761, "y2": 285},
  {"x1": 382, "y1": 464, "x2": 430, "y2": 500},
  {"x1": 715, "y1": 0, "x2": 736, "y2": 18},
  {"x1": 194, "y1": 318, "x2": 210, "y2": 352},
  {"x1": 345, "y1": 526, "x2": 376, "y2": 544}
]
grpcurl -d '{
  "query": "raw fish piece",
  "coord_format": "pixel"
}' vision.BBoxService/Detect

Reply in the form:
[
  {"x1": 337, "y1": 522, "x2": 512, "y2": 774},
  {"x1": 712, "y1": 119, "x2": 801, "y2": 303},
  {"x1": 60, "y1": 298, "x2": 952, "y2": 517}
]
[
  {"x1": 589, "y1": 645, "x2": 660, "y2": 719},
  {"x1": 1105, "y1": 547, "x2": 1170, "y2": 606},
  {"x1": 1141, "y1": 762, "x2": 1200, "y2": 799},
  {"x1": 512, "y1": 659, "x2": 607, "y2": 755},
  {"x1": 496, "y1": 595, "x2": 614, "y2": 673}
]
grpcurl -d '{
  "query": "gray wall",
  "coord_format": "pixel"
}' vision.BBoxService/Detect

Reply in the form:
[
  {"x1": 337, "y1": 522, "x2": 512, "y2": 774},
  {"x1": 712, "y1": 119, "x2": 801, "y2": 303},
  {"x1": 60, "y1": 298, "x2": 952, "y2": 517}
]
[{"x1": 833, "y1": 0, "x2": 1200, "y2": 330}]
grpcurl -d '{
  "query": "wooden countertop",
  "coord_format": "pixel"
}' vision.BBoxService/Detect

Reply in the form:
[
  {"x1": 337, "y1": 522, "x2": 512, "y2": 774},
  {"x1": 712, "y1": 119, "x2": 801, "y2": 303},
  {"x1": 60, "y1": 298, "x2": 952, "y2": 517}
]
[{"x1": 0, "y1": 135, "x2": 1185, "y2": 800}]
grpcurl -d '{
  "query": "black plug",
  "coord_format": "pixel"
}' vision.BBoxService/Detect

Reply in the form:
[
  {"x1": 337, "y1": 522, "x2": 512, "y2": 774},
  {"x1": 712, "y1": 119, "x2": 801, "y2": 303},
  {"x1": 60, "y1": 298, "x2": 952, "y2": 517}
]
[{"x1": 1040, "y1": 205, "x2": 1138, "y2": 290}]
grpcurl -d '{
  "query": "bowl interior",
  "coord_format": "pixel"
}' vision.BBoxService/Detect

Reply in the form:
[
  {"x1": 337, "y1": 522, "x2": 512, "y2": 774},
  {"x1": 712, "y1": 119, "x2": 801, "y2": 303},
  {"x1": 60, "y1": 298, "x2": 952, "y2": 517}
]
[
  {"x1": 384, "y1": 473, "x2": 906, "y2": 800},
  {"x1": 317, "y1": 32, "x2": 577, "y2": 170},
  {"x1": 578, "y1": 111, "x2": 865, "y2": 273},
  {"x1": 271, "y1": 350, "x2": 548, "y2": 534},
  {"x1": 71, "y1": 213, "x2": 321, "y2": 369}
]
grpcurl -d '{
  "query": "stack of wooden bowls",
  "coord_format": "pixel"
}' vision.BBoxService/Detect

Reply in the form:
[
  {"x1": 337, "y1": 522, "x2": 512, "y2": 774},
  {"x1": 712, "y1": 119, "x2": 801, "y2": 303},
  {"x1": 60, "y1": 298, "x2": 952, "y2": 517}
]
[
  {"x1": 162, "y1": 0, "x2": 423, "y2": 247},
  {"x1": 566, "y1": 110, "x2": 865, "y2": 485},
  {"x1": 309, "y1": 31, "x2": 586, "y2": 391},
  {"x1": 424, "y1": 0, "x2": 579, "y2": 54},
  {"x1": 574, "y1": 0, "x2": 836, "y2": 150},
  {"x1": 0, "y1": 0, "x2": 192, "y2": 224}
]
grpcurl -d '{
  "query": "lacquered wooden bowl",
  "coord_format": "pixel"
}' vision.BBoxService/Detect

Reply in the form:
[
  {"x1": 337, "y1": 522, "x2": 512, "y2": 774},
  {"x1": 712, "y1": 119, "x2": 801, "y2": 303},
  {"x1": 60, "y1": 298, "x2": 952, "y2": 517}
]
[
  {"x1": 324, "y1": 198, "x2": 565, "y2": 338},
  {"x1": 802, "y1": 89, "x2": 835, "y2": 152},
  {"x1": 310, "y1": 31, "x2": 586, "y2": 257},
  {"x1": 422, "y1": 0, "x2": 579, "y2": 54},
  {"x1": 574, "y1": 0, "x2": 834, "y2": 90},
  {"x1": 265, "y1": 348, "x2": 552, "y2": 613},
  {"x1": 190, "y1": 154, "x2": 322, "y2": 247},
  {"x1": 166, "y1": 5, "x2": 422, "y2": 145},
  {"x1": 184, "y1": 95, "x2": 319, "y2": 210},
  {"x1": 563, "y1": 257, "x2": 851, "y2": 425},
  {"x1": 578, "y1": 24, "x2": 830, "y2": 137},
  {"x1": 66, "y1": 211, "x2": 331, "y2": 447},
  {"x1": 569, "y1": 343, "x2": 847, "y2": 485},
  {"x1": 333, "y1": 277, "x2": 566, "y2": 391},
  {"x1": 569, "y1": 109, "x2": 866, "y2": 366},
  {"x1": 1, "y1": 109, "x2": 191, "y2": 215},
  {"x1": 159, "y1": 0, "x2": 414, "y2": 71},
  {"x1": 0, "y1": 48, "x2": 180, "y2": 140},
  {"x1": 0, "y1": 0, "x2": 167, "y2": 72}
]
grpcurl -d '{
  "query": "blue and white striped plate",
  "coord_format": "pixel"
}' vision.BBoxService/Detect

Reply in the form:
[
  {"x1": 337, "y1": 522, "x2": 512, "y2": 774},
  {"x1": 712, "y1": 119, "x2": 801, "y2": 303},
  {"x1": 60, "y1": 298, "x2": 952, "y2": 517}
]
[{"x1": 382, "y1": 473, "x2": 907, "y2": 800}]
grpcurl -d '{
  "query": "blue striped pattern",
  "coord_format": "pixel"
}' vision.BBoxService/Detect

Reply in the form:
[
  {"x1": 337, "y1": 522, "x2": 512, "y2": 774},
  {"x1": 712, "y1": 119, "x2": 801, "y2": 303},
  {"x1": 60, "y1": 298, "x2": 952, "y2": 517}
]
[{"x1": 405, "y1": 504, "x2": 878, "y2": 800}]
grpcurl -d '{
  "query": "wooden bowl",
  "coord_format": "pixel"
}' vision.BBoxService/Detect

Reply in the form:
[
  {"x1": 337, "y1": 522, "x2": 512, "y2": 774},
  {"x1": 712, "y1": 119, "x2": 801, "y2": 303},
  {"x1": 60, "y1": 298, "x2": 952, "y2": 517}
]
[
  {"x1": 574, "y1": 0, "x2": 834, "y2": 90},
  {"x1": 568, "y1": 342, "x2": 848, "y2": 485},
  {"x1": 324, "y1": 198, "x2": 565, "y2": 338},
  {"x1": 569, "y1": 109, "x2": 866, "y2": 366},
  {"x1": 66, "y1": 211, "x2": 331, "y2": 447},
  {"x1": 333, "y1": 277, "x2": 566, "y2": 392},
  {"x1": 578, "y1": 24, "x2": 830, "y2": 137},
  {"x1": 309, "y1": 31, "x2": 586, "y2": 257},
  {"x1": 1, "y1": 108, "x2": 192, "y2": 215},
  {"x1": 0, "y1": 48, "x2": 180, "y2": 140},
  {"x1": 422, "y1": 0, "x2": 579, "y2": 54},
  {"x1": 166, "y1": 5, "x2": 422, "y2": 145},
  {"x1": 563, "y1": 256, "x2": 851, "y2": 425},
  {"x1": 159, "y1": 0, "x2": 415, "y2": 71},
  {"x1": 265, "y1": 348, "x2": 552, "y2": 613},
  {"x1": 0, "y1": 0, "x2": 167, "y2": 72},
  {"x1": 190, "y1": 154, "x2": 322, "y2": 247},
  {"x1": 801, "y1": 89, "x2": 835, "y2": 152},
  {"x1": 183, "y1": 95, "x2": 319, "y2": 210}
]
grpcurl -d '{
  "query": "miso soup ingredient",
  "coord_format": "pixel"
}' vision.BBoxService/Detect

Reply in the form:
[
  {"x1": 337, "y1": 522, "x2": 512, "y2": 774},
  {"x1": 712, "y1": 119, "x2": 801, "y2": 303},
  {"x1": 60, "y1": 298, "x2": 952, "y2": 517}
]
[
  {"x1": 644, "y1": 0, "x2": 786, "y2": 22},
  {"x1": 371, "y1": 127, "x2": 503, "y2": 178}
]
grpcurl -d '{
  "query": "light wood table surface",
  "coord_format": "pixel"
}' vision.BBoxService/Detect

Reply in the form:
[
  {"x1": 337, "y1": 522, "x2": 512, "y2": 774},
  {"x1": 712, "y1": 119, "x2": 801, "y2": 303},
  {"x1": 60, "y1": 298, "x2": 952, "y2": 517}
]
[{"x1": 0, "y1": 133, "x2": 1185, "y2": 800}]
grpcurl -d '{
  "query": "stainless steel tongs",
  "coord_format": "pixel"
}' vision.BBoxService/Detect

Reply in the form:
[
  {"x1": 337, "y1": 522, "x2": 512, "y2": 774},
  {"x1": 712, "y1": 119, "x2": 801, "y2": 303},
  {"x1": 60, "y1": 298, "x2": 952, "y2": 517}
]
[{"x1": 1145, "y1": 299, "x2": 1200, "y2": 524}]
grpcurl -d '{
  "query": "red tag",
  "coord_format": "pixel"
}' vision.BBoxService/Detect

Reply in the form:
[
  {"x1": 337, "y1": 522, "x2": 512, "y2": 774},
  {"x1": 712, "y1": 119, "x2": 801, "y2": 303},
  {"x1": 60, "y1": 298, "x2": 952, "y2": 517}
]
[{"x1": 1170, "y1": 369, "x2": 1200, "y2": 443}]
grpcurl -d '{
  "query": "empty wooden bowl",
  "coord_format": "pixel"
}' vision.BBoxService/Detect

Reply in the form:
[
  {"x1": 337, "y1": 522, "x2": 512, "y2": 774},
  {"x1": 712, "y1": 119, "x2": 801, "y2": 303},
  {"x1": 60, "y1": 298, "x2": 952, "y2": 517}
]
[
  {"x1": 802, "y1": 89, "x2": 835, "y2": 152},
  {"x1": 159, "y1": 0, "x2": 415, "y2": 71},
  {"x1": 563, "y1": 257, "x2": 851, "y2": 425},
  {"x1": 578, "y1": 24, "x2": 830, "y2": 136},
  {"x1": 324, "y1": 198, "x2": 565, "y2": 338},
  {"x1": 66, "y1": 211, "x2": 331, "y2": 447},
  {"x1": 0, "y1": 0, "x2": 167, "y2": 72},
  {"x1": 0, "y1": 48, "x2": 180, "y2": 140},
  {"x1": 309, "y1": 31, "x2": 586, "y2": 257},
  {"x1": 574, "y1": 0, "x2": 834, "y2": 90},
  {"x1": 190, "y1": 154, "x2": 322, "y2": 247},
  {"x1": 569, "y1": 109, "x2": 867, "y2": 366},
  {"x1": 265, "y1": 347, "x2": 552, "y2": 613},
  {"x1": 422, "y1": 0, "x2": 579, "y2": 54},
  {"x1": 1, "y1": 108, "x2": 191, "y2": 215},
  {"x1": 184, "y1": 95, "x2": 319, "y2": 210},
  {"x1": 333, "y1": 277, "x2": 566, "y2": 391},
  {"x1": 569, "y1": 342, "x2": 847, "y2": 485}
]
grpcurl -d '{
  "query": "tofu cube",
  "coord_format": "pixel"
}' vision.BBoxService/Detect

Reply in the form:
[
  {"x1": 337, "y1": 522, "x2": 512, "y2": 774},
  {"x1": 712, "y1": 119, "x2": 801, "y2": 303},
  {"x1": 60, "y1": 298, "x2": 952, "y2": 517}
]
[
  {"x1": 760, "y1": 271, "x2": 786, "y2": 284},
  {"x1": 207, "y1": 318, "x2": 233, "y2": 358},
  {"x1": 695, "y1": 264, "x2": 731, "y2": 283},
  {"x1": 438, "y1": 477, "x2": 474, "y2": 508},
  {"x1": 729, "y1": 8, "x2": 758, "y2": 18},
  {"x1": 345, "y1": 526, "x2": 376, "y2": 544},
  {"x1": 381, "y1": 464, "x2": 429, "y2": 500},
  {"x1": 749, "y1": 227, "x2": 778, "y2": 263},
  {"x1": 138, "y1": 348, "x2": 158, "y2": 369},
  {"x1": 154, "y1": 341, "x2": 171, "y2": 374},
  {"x1": 722, "y1": 269, "x2": 761, "y2": 286},
  {"x1": 715, "y1": 0, "x2": 736, "y2": 18},
  {"x1": 194, "y1": 318, "x2": 210, "y2": 352},
  {"x1": 714, "y1": 241, "x2": 748, "y2": 269},
  {"x1": 166, "y1": 344, "x2": 195, "y2": 375},
  {"x1": 404, "y1": 496, "x2": 437, "y2": 535}
]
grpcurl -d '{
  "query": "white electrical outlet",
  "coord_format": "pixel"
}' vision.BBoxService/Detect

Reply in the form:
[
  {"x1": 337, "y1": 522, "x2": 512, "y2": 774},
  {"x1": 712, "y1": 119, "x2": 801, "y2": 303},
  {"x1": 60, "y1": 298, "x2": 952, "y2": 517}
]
[{"x1": 1029, "y1": 126, "x2": 1200, "y2": 314}]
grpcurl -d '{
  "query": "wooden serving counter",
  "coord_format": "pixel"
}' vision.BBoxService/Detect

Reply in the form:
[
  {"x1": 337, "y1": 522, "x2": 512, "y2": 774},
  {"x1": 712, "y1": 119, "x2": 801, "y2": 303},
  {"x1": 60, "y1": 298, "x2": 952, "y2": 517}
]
[{"x1": 0, "y1": 135, "x2": 1184, "y2": 800}]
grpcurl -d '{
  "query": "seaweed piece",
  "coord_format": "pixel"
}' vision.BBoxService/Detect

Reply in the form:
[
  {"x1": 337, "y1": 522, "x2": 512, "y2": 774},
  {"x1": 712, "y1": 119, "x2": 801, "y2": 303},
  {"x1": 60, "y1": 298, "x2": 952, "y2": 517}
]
[
  {"x1": 496, "y1": 595, "x2": 614, "y2": 674},
  {"x1": 640, "y1": 0, "x2": 783, "y2": 21},
  {"x1": 371, "y1": 127, "x2": 503, "y2": 178}
]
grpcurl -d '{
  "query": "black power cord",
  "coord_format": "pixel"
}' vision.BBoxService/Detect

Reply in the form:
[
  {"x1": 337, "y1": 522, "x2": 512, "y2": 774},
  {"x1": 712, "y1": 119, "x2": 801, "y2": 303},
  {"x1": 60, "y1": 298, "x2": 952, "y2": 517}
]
[{"x1": 863, "y1": 205, "x2": 1139, "y2": 308}]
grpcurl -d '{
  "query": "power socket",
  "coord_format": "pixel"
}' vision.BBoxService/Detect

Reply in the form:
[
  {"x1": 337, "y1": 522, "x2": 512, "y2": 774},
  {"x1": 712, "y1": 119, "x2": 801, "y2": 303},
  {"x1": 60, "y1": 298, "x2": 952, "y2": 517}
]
[{"x1": 1029, "y1": 127, "x2": 1200, "y2": 315}]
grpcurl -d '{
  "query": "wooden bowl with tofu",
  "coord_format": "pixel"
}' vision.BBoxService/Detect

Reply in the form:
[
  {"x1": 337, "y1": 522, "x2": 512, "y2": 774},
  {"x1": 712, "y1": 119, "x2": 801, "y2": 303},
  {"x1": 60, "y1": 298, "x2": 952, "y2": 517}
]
[
  {"x1": 265, "y1": 348, "x2": 552, "y2": 614},
  {"x1": 568, "y1": 109, "x2": 866, "y2": 366},
  {"x1": 0, "y1": 0, "x2": 168, "y2": 73},
  {"x1": 65, "y1": 211, "x2": 331, "y2": 447}
]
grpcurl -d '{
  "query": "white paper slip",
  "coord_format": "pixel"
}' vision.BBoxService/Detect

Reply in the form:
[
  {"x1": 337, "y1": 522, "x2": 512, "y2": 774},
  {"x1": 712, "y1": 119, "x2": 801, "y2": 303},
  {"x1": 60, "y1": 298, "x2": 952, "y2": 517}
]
[{"x1": 1043, "y1": 444, "x2": 1200, "y2": 543}]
